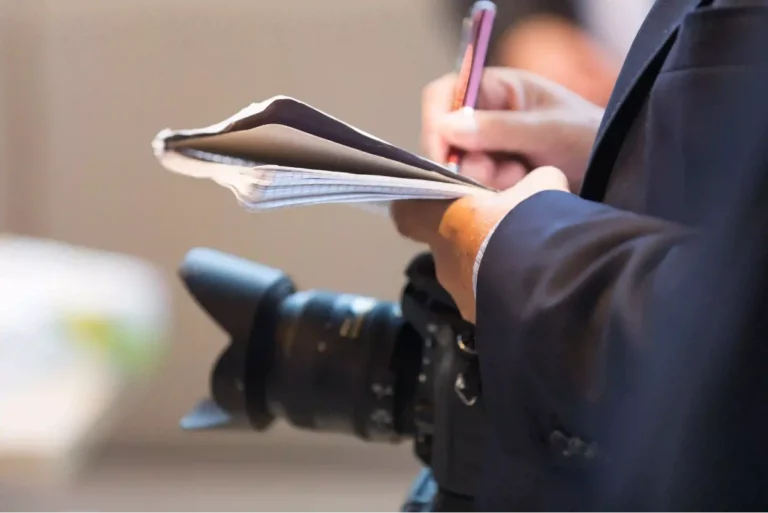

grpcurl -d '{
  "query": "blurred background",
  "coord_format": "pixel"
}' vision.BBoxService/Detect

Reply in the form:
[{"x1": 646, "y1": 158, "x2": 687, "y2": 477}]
[
  {"x1": 0, "y1": 0, "x2": 648, "y2": 510},
  {"x1": 0, "y1": 1, "x2": 453, "y2": 510}
]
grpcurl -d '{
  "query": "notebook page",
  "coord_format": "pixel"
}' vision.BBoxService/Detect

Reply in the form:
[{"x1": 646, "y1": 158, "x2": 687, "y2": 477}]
[
  {"x1": 154, "y1": 95, "x2": 491, "y2": 189},
  {"x1": 162, "y1": 125, "x2": 475, "y2": 186},
  {"x1": 158, "y1": 148, "x2": 485, "y2": 211}
]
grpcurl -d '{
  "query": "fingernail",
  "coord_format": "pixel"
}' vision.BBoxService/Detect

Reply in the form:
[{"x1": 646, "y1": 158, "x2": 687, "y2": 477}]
[{"x1": 439, "y1": 109, "x2": 478, "y2": 134}]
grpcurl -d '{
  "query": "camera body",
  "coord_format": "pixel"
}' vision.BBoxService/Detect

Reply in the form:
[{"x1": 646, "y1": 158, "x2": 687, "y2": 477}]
[{"x1": 179, "y1": 248, "x2": 487, "y2": 510}]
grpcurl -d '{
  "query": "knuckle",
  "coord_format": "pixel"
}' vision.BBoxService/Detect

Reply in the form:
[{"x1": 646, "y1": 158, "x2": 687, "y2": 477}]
[
  {"x1": 390, "y1": 204, "x2": 410, "y2": 236},
  {"x1": 395, "y1": 223, "x2": 412, "y2": 240},
  {"x1": 391, "y1": 201, "x2": 421, "y2": 240},
  {"x1": 530, "y1": 166, "x2": 569, "y2": 190},
  {"x1": 423, "y1": 73, "x2": 457, "y2": 103},
  {"x1": 553, "y1": 169, "x2": 570, "y2": 190}
]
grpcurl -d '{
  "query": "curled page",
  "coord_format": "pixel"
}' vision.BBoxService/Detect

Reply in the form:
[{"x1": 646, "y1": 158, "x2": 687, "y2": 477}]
[{"x1": 153, "y1": 96, "x2": 492, "y2": 212}]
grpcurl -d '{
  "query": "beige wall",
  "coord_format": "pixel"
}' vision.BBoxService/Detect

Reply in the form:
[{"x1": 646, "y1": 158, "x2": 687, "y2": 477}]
[
  {"x1": 0, "y1": 2, "x2": 6, "y2": 230},
  {"x1": 1, "y1": 1, "x2": 49, "y2": 235},
  {"x1": 0, "y1": 13, "x2": 5, "y2": 231},
  {"x1": 2, "y1": 0, "x2": 456, "y2": 447}
]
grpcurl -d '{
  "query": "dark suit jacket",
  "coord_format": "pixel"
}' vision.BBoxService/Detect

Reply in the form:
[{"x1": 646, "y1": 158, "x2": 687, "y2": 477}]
[{"x1": 473, "y1": 0, "x2": 768, "y2": 510}]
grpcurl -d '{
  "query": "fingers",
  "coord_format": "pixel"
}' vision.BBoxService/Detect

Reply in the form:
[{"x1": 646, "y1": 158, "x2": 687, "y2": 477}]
[
  {"x1": 421, "y1": 73, "x2": 457, "y2": 163},
  {"x1": 456, "y1": 152, "x2": 495, "y2": 185},
  {"x1": 477, "y1": 68, "x2": 524, "y2": 111},
  {"x1": 421, "y1": 68, "x2": 524, "y2": 163},
  {"x1": 497, "y1": 165, "x2": 570, "y2": 202},
  {"x1": 459, "y1": 152, "x2": 528, "y2": 190},
  {"x1": 437, "y1": 108, "x2": 558, "y2": 155},
  {"x1": 393, "y1": 167, "x2": 569, "y2": 248},
  {"x1": 421, "y1": 66, "x2": 587, "y2": 163},
  {"x1": 490, "y1": 160, "x2": 528, "y2": 190},
  {"x1": 390, "y1": 199, "x2": 451, "y2": 245}
]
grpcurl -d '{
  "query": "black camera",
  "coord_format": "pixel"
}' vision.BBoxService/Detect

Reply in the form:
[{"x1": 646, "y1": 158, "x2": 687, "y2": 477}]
[{"x1": 178, "y1": 248, "x2": 488, "y2": 511}]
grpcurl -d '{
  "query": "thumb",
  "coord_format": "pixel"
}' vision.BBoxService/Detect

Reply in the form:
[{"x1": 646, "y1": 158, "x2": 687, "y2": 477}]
[
  {"x1": 437, "y1": 108, "x2": 561, "y2": 156},
  {"x1": 462, "y1": 166, "x2": 570, "y2": 236},
  {"x1": 496, "y1": 165, "x2": 570, "y2": 205}
]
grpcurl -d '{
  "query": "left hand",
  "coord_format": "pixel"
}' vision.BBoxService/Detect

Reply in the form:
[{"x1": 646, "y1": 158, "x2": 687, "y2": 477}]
[{"x1": 392, "y1": 166, "x2": 570, "y2": 323}]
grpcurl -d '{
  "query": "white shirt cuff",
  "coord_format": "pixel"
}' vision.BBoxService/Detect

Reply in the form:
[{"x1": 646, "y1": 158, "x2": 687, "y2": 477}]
[{"x1": 472, "y1": 217, "x2": 505, "y2": 295}]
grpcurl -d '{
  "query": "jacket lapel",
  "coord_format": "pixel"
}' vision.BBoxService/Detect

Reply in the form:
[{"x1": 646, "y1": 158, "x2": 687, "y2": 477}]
[{"x1": 580, "y1": 0, "x2": 704, "y2": 202}]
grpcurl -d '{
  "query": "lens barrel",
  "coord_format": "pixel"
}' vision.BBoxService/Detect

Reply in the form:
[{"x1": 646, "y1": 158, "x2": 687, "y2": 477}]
[
  {"x1": 180, "y1": 248, "x2": 421, "y2": 440},
  {"x1": 268, "y1": 292, "x2": 421, "y2": 440}
]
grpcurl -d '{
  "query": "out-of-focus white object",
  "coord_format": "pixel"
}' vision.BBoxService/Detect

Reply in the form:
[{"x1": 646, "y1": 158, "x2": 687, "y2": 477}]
[
  {"x1": 580, "y1": 0, "x2": 656, "y2": 59},
  {"x1": 0, "y1": 236, "x2": 170, "y2": 484}
]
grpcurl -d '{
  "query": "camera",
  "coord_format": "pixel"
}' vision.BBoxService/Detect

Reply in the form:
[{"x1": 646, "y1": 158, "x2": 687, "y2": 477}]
[{"x1": 178, "y1": 248, "x2": 488, "y2": 511}]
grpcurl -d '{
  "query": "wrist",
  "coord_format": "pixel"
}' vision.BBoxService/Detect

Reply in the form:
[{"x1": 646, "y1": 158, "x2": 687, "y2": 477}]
[
  {"x1": 473, "y1": 215, "x2": 506, "y2": 294},
  {"x1": 439, "y1": 195, "x2": 504, "y2": 288}
]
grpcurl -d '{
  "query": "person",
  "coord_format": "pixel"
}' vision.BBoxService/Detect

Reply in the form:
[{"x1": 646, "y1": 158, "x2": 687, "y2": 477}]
[
  {"x1": 598, "y1": 99, "x2": 768, "y2": 511},
  {"x1": 448, "y1": 0, "x2": 655, "y2": 106},
  {"x1": 394, "y1": 0, "x2": 768, "y2": 509}
]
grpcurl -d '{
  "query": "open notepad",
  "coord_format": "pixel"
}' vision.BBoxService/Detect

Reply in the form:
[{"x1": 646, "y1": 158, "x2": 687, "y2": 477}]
[{"x1": 152, "y1": 96, "x2": 492, "y2": 212}]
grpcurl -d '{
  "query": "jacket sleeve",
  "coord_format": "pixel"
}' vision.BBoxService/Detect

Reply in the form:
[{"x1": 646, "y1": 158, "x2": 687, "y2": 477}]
[
  {"x1": 475, "y1": 155, "x2": 768, "y2": 510},
  {"x1": 595, "y1": 149, "x2": 768, "y2": 508},
  {"x1": 470, "y1": 18, "x2": 768, "y2": 510},
  {"x1": 474, "y1": 190, "x2": 691, "y2": 451}
]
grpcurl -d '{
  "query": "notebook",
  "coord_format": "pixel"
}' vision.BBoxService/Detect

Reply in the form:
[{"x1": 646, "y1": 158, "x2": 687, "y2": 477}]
[{"x1": 152, "y1": 96, "x2": 492, "y2": 213}]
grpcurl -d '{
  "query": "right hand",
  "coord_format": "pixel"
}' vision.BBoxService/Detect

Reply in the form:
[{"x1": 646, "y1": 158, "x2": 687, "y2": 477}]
[{"x1": 422, "y1": 67, "x2": 605, "y2": 192}]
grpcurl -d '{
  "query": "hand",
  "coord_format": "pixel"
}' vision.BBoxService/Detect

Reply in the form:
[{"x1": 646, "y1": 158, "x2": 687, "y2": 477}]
[
  {"x1": 422, "y1": 67, "x2": 605, "y2": 192},
  {"x1": 392, "y1": 166, "x2": 570, "y2": 323},
  {"x1": 496, "y1": 14, "x2": 620, "y2": 107}
]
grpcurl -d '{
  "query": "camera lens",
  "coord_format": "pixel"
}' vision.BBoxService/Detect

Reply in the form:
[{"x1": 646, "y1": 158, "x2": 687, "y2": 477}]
[
  {"x1": 180, "y1": 248, "x2": 422, "y2": 441},
  {"x1": 267, "y1": 292, "x2": 421, "y2": 440}
]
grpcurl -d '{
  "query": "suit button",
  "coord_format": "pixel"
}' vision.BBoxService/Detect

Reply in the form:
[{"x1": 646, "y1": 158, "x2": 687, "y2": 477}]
[{"x1": 549, "y1": 430, "x2": 599, "y2": 461}]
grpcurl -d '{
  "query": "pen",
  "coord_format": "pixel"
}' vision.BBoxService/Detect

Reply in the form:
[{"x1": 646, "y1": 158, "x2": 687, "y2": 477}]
[{"x1": 445, "y1": 0, "x2": 497, "y2": 174}]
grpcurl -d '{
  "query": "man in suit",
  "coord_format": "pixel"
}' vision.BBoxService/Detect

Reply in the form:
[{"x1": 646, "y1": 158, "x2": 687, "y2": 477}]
[
  {"x1": 597, "y1": 81, "x2": 768, "y2": 511},
  {"x1": 394, "y1": 0, "x2": 768, "y2": 509}
]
